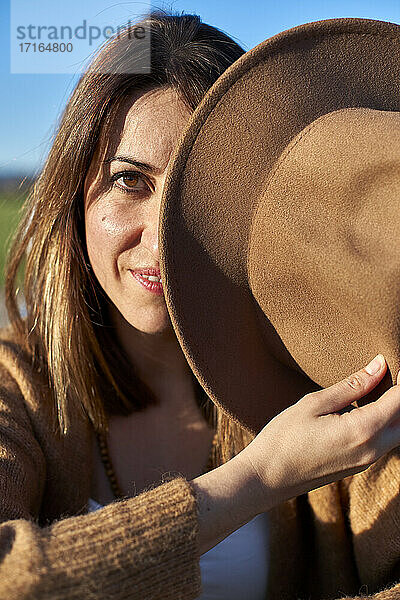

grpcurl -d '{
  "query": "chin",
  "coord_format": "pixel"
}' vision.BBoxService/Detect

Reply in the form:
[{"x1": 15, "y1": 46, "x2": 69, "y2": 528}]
[
  {"x1": 133, "y1": 320, "x2": 173, "y2": 335},
  {"x1": 121, "y1": 307, "x2": 173, "y2": 335}
]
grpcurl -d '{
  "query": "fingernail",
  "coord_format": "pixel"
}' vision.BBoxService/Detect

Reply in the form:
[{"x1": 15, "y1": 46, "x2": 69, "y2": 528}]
[{"x1": 365, "y1": 354, "x2": 384, "y2": 375}]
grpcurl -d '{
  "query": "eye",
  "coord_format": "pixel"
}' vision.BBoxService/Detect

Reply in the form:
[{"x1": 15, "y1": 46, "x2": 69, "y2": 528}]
[{"x1": 110, "y1": 170, "x2": 152, "y2": 194}]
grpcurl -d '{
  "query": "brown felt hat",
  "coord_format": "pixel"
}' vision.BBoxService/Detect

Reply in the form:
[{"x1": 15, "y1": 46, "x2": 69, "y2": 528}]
[{"x1": 159, "y1": 18, "x2": 400, "y2": 435}]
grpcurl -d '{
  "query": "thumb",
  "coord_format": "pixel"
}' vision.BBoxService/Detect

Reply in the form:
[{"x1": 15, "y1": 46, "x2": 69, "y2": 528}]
[{"x1": 310, "y1": 354, "x2": 387, "y2": 416}]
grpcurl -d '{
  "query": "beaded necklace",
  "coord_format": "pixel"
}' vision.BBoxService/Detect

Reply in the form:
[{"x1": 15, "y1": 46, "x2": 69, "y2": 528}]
[
  {"x1": 95, "y1": 373, "x2": 218, "y2": 500},
  {"x1": 96, "y1": 427, "x2": 218, "y2": 500},
  {"x1": 95, "y1": 431, "x2": 124, "y2": 499}
]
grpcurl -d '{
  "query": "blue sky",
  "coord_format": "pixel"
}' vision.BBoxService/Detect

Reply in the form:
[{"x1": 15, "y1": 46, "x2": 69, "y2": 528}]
[{"x1": 1, "y1": 0, "x2": 399, "y2": 176}]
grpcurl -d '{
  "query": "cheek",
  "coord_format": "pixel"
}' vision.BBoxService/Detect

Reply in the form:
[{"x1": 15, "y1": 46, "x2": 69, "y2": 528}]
[
  {"x1": 85, "y1": 202, "x2": 142, "y2": 267},
  {"x1": 85, "y1": 209, "x2": 111, "y2": 265},
  {"x1": 86, "y1": 208, "x2": 119, "y2": 251}
]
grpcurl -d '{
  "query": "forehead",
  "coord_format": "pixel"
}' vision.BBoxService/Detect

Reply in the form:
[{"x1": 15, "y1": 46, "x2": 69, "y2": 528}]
[{"x1": 109, "y1": 87, "x2": 191, "y2": 170}]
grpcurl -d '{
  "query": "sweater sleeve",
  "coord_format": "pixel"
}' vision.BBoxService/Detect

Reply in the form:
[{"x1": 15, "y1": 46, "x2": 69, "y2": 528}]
[
  {"x1": 0, "y1": 479, "x2": 201, "y2": 600},
  {"x1": 0, "y1": 354, "x2": 202, "y2": 600},
  {"x1": 330, "y1": 582, "x2": 400, "y2": 600}
]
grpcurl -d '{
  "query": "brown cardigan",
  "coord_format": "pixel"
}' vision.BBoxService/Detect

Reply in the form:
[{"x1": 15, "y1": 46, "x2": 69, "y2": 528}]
[{"x1": 0, "y1": 329, "x2": 399, "y2": 599}]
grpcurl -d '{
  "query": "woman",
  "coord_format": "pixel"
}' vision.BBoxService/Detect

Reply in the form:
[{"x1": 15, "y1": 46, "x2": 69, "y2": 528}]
[{"x1": 2, "y1": 11, "x2": 400, "y2": 599}]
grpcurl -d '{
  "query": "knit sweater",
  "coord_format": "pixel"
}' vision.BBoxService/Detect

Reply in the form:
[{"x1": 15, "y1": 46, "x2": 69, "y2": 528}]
[{"x1": 0, "y1": 328, "x2": 399, "y2": 599}]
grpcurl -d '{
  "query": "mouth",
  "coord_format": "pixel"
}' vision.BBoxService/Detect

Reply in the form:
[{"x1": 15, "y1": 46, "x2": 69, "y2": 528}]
[
  {"x1": 139, "y1": 273, "x2": 162, "y2": 283},
  {"x1": 129, "y1": 268, "x2": 164, "y2": 296}
]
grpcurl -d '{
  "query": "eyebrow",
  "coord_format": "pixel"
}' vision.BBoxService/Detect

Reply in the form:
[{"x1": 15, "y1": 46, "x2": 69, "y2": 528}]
[{"x1": 103, "y1": 156, "x2": 164, "y2": 175}]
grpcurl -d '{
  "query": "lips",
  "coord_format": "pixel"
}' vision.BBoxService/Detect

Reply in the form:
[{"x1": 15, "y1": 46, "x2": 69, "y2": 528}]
[{"x1": 129, "y1": 268, "x2": 164, "y2": 295}]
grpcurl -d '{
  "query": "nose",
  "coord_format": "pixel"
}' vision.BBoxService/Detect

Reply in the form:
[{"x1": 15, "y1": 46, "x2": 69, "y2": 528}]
[{"x1": 140, "y1": 189, "x2": 162, "y2": 261}]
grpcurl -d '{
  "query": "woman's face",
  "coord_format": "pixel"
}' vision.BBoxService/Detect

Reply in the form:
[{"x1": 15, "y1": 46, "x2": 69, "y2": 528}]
[{"x1": 84, "y1": 87, "x2": 191, "y2": 334}]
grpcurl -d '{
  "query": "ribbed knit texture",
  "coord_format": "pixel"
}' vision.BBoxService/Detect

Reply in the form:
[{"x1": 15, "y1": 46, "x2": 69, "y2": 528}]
[
  {"x1": 0, "y1": 330, "x2": 201, "y2": 600},
  {"x1": 0, "y1": 327, "x2": 400, "y2": 599},
  {"x1": 0, "y1": 479, "x2": 200, "y2": 600}
]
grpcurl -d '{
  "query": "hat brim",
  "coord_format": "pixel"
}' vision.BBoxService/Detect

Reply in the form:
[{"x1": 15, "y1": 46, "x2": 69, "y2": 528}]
[{"x1": 160, "y1": 18, "x2": 400, "y2": 434}]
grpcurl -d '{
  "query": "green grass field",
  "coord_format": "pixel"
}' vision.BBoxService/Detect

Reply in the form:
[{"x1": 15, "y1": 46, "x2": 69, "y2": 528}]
[{"x1": 0, "y1": 194, "x2": 26, "y2": 287}]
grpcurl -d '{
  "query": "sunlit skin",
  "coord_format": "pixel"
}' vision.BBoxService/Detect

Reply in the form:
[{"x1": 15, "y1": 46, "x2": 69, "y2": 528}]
[
  {"x1": 84, "y1": 87, "x2": 194, "y2": 391},
  {"x1": 84, "y1": 88, "x2": 217, "y2": 503}
]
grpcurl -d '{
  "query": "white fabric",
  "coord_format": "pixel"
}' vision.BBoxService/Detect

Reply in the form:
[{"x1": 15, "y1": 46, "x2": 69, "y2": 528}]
[
  {"x1": 88, "y1": 498, "x2": 104, "y2": 512},
  {"x1": 88, "y1": 498, "x2": 269, "y2": 599},
  {"x1": 198, "y1": 512, "x2": 269, "y2": 599}
]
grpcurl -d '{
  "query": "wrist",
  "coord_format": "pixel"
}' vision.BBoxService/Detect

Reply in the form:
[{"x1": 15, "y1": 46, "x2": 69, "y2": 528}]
[
  {"x1": 191, "y1": 453, "x2": 263, "y2": 555},
  {"x1": 236, "y1": 437, "x2": 284, "y2": 513}
]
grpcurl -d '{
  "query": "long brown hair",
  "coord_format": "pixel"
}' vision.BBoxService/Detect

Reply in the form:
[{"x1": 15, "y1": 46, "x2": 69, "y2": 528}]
[{"x1": 5, "y1": 10, "x2": 254, "y2": 463}]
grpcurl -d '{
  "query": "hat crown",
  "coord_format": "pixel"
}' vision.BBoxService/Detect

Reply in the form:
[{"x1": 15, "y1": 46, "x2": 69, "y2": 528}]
[{"x1": 249, "y1": 107, "x2": 400, "y2": 386}]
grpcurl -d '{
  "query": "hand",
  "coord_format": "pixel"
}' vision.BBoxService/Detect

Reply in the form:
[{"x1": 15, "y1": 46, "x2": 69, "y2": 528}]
[{"x1": 238, "y1": 354, "x2": 400, "y2": 513}]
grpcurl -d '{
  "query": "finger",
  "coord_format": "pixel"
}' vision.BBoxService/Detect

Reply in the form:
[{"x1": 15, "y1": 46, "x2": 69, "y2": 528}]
[
  {"x1": 356, "y1": 382, "x2": 400, "y2": 431},
  {"x1": 345, "y1": 384, "x2": 400, "y2": 462},
  {"x1": 397, "y1": 370, "x2": 400, "y2": 386},
  {"x1": 310, "y1": 354, "x2": 387, "y2": 416}
]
